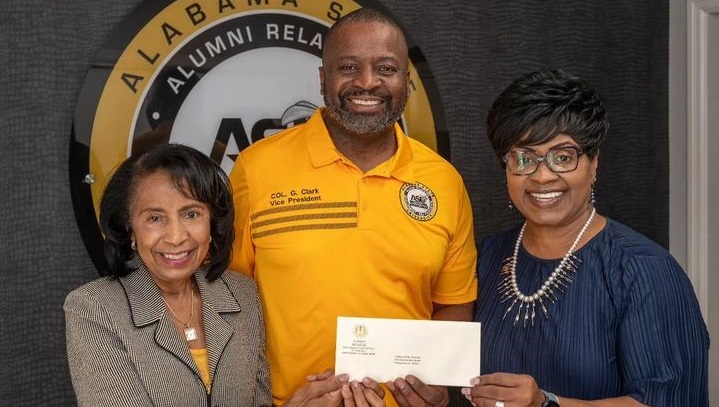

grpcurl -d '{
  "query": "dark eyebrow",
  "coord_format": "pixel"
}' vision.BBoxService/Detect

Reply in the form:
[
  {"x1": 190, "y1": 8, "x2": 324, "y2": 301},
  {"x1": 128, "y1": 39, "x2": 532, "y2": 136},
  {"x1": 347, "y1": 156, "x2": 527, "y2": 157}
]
[
  {"x1": 547, "y1": 143, "x2": 582, "y2": 152},
  {"x1": 375, "y1": 56, "x2": 400, "y2": 64},
  {"x1": 513, "y1": 141, "x2": 578, "y2": 153},
  {"x1": 137, "y1": 203, "x2": 206, "y2": 215},
  {"x1": 136, "y1": 206, "x2": 165, "y2": 215},
  {"x1": 333, "y1": 55, "x2": 401, "y2": 65},
  {"x1": 179, "y1": 203, "x2": 207, "y2": 212}
]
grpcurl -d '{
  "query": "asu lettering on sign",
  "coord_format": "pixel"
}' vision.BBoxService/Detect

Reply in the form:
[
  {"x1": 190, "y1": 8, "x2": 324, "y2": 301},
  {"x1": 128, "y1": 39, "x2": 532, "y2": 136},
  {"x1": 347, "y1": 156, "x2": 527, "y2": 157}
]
[{"x1": 70, "y1": 0, "x2": 448, "y2": 270}]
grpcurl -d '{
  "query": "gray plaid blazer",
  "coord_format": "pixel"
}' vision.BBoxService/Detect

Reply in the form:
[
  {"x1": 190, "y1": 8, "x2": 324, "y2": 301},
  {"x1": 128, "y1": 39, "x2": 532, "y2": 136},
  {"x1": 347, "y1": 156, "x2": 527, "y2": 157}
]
[{"x1": 64, "y1": 266, "x2": 271, "y2": 407}]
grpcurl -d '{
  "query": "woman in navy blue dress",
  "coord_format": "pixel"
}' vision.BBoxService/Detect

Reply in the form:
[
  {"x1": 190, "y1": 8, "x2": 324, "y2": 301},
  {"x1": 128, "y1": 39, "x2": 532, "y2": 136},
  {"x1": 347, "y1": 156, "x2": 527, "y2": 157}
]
[{"x1": 462, "y1": 69, "x2": 709, "y2": 407}]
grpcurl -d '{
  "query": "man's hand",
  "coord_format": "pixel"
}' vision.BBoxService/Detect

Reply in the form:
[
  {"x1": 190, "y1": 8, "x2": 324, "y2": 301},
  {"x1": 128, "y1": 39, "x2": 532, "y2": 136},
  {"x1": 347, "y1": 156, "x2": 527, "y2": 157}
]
[{"x1": 386, "y1": 375, "x2": 448, "y2": 407}]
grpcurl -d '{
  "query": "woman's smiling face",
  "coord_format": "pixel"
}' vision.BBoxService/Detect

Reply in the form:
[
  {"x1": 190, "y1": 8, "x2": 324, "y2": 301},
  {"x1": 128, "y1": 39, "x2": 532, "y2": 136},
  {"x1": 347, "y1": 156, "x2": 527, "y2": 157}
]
[
  {"x1": 507, "y1": 134, "x2": 598, "y2": 229},
  {"x1": 129, "y1": 171, "x2": 211, "y2": 288}
]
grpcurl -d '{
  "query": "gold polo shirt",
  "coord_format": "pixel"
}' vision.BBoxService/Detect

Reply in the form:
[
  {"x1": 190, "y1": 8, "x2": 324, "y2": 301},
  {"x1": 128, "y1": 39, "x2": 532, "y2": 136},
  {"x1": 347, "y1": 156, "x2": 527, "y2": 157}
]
[{"x1": 230, "y1": 109, "x2": 477, "y2": 406}]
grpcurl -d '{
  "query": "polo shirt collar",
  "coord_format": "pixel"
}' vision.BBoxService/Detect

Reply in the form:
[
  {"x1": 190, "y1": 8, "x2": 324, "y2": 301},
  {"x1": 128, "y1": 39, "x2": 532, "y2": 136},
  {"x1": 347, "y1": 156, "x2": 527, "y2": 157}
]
[
  {"x1": 305, "y1": 109, "x2": 341, "y2": 168},
  {"x1": 305, "y1": 108, "x2": 415, "y2": 183}
]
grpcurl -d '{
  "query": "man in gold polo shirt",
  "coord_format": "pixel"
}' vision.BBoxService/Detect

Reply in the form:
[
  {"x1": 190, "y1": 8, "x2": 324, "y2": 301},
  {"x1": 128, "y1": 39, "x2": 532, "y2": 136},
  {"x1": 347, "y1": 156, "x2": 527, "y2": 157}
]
[{"x1": 230, "y1": 7, "x2": 477, "y2": 407}]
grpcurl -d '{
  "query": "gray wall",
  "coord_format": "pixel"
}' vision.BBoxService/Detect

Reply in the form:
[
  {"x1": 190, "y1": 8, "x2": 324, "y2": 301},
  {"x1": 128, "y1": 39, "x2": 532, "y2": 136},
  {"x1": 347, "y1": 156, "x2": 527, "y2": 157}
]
[
  {"x1": 0, "y1": 1, "x2": 668, "y2": 405},
  {"x1": 706, "y1": 11, "x2": 719, "y2": 403}
]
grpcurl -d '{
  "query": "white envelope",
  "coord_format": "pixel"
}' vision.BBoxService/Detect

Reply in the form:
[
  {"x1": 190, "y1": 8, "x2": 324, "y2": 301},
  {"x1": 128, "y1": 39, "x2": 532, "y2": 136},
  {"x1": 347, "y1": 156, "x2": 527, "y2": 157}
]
[{"x1": 334, "y1": 316, "x2": 481, "y2": 387}]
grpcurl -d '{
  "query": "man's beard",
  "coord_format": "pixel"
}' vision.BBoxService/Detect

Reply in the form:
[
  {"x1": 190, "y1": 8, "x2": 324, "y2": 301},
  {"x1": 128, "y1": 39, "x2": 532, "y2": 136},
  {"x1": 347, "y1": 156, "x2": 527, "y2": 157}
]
[{"x1": 323, "y1": 89, "x2": 407, "y2": 135}]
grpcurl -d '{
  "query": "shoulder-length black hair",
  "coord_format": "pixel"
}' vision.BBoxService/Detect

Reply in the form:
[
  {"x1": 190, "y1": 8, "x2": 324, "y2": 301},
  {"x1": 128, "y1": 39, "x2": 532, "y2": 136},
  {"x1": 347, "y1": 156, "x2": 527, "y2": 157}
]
[
  {"x1": 99, "y1": 143, "x2": 234, "y2": 281},
  {"x1": 486, "y1": 68, "x2": 609, "y2": 168}
]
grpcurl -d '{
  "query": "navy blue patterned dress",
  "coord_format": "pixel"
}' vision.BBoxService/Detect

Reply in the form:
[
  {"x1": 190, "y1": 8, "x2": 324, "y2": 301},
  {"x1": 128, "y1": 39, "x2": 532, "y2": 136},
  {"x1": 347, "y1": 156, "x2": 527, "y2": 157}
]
[{"x1": 475, "y1": 219, "x2": 709, "y2": 406}]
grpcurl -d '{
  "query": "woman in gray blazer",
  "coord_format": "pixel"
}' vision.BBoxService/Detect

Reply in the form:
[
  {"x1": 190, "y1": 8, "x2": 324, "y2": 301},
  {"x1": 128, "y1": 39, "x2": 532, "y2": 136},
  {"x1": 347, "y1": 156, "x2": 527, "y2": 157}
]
[{"x1": 65, "y1": 144, "x2": 273, "y2": 407}]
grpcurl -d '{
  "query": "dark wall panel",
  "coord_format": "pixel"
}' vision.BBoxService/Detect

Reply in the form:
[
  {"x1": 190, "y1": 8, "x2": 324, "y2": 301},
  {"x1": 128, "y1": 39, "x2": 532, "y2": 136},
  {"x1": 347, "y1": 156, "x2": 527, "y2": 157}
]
[{"x1": 0, "y1": 1, "x2": 667, "y2": 405}]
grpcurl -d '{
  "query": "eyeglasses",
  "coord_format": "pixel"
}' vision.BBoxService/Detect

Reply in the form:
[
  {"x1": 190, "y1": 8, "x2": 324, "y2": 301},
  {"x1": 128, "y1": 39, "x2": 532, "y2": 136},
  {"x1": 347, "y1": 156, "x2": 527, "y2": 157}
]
[{"x1": 503, "y1": 146, "x2": 585, "y2": 175}]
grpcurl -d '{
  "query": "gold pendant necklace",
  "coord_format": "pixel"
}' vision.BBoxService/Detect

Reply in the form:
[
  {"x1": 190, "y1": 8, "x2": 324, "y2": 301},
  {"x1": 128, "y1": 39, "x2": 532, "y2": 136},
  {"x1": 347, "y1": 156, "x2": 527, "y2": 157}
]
[
  {"x1": 498, "y1": 207, "x2": 596, "y2": 327},
  {"x1": 161, "y1": 286, "x2": 198, "y2": 341}
]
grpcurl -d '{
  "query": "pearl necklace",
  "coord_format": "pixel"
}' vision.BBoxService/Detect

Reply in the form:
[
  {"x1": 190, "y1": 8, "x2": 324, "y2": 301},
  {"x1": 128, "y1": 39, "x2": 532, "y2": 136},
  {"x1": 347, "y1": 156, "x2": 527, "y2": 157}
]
[{"x1": 499, "y1": 207, "x2": 596, "y2": 327}]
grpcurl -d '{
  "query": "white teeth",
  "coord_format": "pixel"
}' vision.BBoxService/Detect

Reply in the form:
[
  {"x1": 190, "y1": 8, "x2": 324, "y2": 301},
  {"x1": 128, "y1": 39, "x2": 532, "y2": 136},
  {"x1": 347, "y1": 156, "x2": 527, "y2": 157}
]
[
  {"x1": 530, "y1": 191, "x2": 563, "y2": 199},
  {"x1": 163, "y1": 251, "x2": 189, "y2": 260},
  {"x1": 349, "y1": 98, "x2": 381, "y2": 105}
]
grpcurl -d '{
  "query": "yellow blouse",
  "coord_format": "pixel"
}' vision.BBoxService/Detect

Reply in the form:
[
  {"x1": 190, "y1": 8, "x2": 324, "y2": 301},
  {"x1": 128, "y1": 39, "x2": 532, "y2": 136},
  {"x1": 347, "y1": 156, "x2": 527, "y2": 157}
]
[{"x1": 189, "y1": 347, "x2": 212, "y2": 393}]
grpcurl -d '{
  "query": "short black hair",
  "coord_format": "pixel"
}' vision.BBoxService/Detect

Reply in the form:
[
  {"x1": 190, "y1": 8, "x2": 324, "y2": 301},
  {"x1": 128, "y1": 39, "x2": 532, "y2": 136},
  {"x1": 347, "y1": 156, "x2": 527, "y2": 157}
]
[
  {"x1": 486, "y1": 68, "x2": 608, "y2": 168},
  {"x1": 323, "y1": 7, "x2": 406, "y2": 63},
  {"x1": 99, "y1": 144, "x2": 234, "y2": 281}
]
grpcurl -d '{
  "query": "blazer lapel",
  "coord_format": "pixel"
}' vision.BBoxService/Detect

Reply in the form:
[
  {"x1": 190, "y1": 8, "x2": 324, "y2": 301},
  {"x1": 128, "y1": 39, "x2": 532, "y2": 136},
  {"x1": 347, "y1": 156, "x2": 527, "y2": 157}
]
[
  {"x1": 195, "y1": 273, "x2": 242, "y2": 381},
  {"x1": 121, "y1": 263, "x2": 198, "y2": 374},
  {"x1": 153, "y1": 317, "x2": 197, "y2": 373}
]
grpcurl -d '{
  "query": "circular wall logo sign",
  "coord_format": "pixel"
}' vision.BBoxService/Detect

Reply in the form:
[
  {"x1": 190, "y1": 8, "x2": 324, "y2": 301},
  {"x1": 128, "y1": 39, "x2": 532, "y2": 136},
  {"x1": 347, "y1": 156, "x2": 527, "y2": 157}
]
[{"x1": 70, "y1": 0, "x2": 448, "y2": 271}]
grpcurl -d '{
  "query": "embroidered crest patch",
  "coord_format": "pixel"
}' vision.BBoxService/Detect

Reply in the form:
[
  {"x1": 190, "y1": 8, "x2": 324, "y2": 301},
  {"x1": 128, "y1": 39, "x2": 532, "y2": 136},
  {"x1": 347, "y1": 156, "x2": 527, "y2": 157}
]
[{"x1": 400, "y1": 182, "x2": 437, "y2": 221}]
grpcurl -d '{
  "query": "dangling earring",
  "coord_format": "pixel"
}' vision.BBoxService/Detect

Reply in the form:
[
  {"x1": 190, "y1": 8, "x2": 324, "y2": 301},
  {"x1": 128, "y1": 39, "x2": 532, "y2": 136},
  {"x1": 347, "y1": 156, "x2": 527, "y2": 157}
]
[
  {"x1": 508, "y1": 199, "x2": 514, "y2": 209},
  {"x1": 131, "y1": 241, "x2": 137, "y2": 251},
  {"x1": 590, "y1": 177, "x2": 597, "y2": 205}
]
